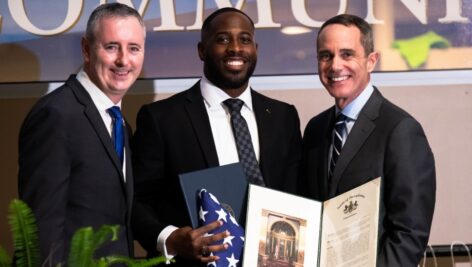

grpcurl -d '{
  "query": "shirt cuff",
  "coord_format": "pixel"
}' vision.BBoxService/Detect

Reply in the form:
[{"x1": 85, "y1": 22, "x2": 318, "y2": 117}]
[{"x1": 157, "y1": 225, "x2": 179, "y2": 264}]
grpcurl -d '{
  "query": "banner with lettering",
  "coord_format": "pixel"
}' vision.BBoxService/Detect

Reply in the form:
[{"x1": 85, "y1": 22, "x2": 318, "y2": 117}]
[{"x1": 0, "y1": 0, "x2": 470, "y2": 83}]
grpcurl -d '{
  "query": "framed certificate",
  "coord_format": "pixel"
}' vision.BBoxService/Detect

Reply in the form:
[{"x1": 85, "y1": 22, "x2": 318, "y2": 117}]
[{"x1": 243, "y1": 178, "x2": 381, "y2": 267}]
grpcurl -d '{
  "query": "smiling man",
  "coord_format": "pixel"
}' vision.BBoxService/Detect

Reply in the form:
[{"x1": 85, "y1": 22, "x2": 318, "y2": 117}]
[
  {"x1": 131, "y1": 7, "x2": 302, "y2": 267},
  {"x1": 299, "y1": 14, "x2": 436, "y2": 266},
  {"x1": 18, "y1": 3, "x2": 145, "y2": 265}
]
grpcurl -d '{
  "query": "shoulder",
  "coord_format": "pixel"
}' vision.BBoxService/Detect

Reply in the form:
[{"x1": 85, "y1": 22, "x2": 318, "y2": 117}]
[
  {"x1": 28, "y1": 82, "x2": 81, "y2": 118},
  {"x1": 251, "y1": 89, "x2": 299, "y2": 117},
  {"x1": 252, "y1": 89, "x2": 293, "y2": 108},
  {"x1": 306, "y1": 107, "x2": 333, "y2": 128},
  {"x1": 376, "y1": 93, "x2": 420, "y2": 129},
  {"x1": 142, "y1": 83, "x2": 200, "y2": 112},
  {"x1": 365, "y1": 90, "x2": 427, "y2": 142}
]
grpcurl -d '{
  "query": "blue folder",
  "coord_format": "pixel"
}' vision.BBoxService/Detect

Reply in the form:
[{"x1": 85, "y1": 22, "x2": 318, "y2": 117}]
[{"x1": 178, "y1": 163, "x2": 248, "y2": 228}]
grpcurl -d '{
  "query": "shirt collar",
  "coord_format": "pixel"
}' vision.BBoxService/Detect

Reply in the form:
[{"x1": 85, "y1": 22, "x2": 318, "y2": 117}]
[
  {"x1": 76, "y1": 69, "x2": 121, "y2": 110},
  {"x1": 336, "y1": 83, "x2": 374, "y2": 120},
  {"x1": 200, "y1": 75, "x2": 253, "y2": 111}
]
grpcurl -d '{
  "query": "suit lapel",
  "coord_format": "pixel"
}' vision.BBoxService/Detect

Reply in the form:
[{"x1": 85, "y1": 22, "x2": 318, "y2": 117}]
[
  {"x1": 124, "y1": 124, "x2": 134, "y2": 212},
  {"x1": 184, "y1": 82, "x2": 219, "y2": 167},
  {"x1": 329, "y1": 89, "x2": 382, "y2": 197},
  {"x1": 123, "y1": 123, "x2": 134, "y2": 252},
  {"x1": 67, "y1": 76, "x2": 126, "y2": 184},
  {"x1": 251, "y1": 90, "x2": 273, "y2": 186},
  {"x1": 319, "y1": 108, "x2": 336, "y2": 199}
]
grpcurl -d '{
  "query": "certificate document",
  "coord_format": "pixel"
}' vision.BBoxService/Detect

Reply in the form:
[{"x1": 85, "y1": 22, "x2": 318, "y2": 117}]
[{"x1": 243, "y1": 177, "x2": 381, "y2": 267}]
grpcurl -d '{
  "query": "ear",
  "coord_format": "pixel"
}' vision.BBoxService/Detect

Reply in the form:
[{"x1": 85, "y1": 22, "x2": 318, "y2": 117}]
[
  {"x1": 197, "y1": 41, "x2": 205, "y2": 61},
  {"x1": 81, "y1": 37, "x2": 91, "y2": 64},
  {"x1": 366, "y1": 51, "x2": 379, "y2": 73}
]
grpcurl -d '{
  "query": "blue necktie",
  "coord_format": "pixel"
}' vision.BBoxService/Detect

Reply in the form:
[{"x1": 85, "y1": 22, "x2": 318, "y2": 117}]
[
  {"x1": 329, "y1": 113, "x2": 347, "y2": 179},
  {"x1": 223, "y1": 99, "x2": 265, "y2": 186},
  {"x1": 108, "y1": 106, "x2": 124, "y2": 165}
]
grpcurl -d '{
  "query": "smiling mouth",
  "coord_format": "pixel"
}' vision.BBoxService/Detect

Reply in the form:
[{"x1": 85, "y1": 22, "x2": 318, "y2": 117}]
[
  {"x1": 226, "y1": 60, "x2": 244, "y2": 66},
  {"x1": 112, "y1": 69, "x2": 130, "y2": 77},
  {"x1": 224, "y1": 56, "x2": 246, "y2": 68},
  {"x1": 330, "y1": 75, "x2": 349, "y2": 82}
]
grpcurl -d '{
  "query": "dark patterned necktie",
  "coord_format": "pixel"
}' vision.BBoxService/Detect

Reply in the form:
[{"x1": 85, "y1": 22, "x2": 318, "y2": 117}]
[
  {"x1": 223, "y1": 99, "x2": 265, "y2": 186},
  {"x1": 108, "y1": 106, "x2": 124, "y2": 165},
  {"x1": 329, "y1": 113, "x2": 347, "y2": 179}
]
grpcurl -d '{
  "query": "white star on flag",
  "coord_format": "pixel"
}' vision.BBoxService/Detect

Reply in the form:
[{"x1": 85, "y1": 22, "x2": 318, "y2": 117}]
[
  {"x1": 198, "y1": 189, "x2": 245, "y2": 267},
  {"x1": 199, "y1": 206, "x2": 208, "y2": 222},
  {"x1": 223, "y1": 235, "x2": 235, "y2": 246},
  {"x1": 216, "y1": 208, "x2": 228, "y2": 222},
  {"x1": 226, "y1": 253, "x2": 239, "y2": 267}
]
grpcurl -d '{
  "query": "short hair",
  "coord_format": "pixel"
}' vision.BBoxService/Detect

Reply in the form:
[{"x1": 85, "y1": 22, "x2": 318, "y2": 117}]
[
  {"x1": 317, "y1": 14, "x2": 374, "y2": 55},
  {"x1": 85, "y1": 3, "x2": 145, "y2": 44},
  {"x1": 201, "y1": 7, "x2": 255, "y2": 41}
]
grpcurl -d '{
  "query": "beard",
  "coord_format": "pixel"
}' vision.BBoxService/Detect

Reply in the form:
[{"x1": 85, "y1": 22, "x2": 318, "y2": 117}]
[{"x1": 203, "y1": 56, "x2": 257, "y2": 90}]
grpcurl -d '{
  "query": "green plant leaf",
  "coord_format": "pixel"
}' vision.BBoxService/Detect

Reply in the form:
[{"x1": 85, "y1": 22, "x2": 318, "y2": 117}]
[
  {"x1": 67, "y1": 225, "x2": 118, "y2": 267},
  {"x1": 128, "y1": 256, "x2": 169, "y2": 267},
  {"x1": 0, "y1": 245, "x2": 12, "y2": 267},
  {"x1": 67, "y1": 227, "x2": 95, "y2": 267},
  {"x1": 92, "y1": 225, "x2": 119, "y2": 250},
  {"x1": 100, "y1": 255, "x2": 168, "y2": 267},
  {"x1": 99, "y1": 256, "x2": 134, "y2": 266},
  {"x1": 9, "y1": 199, "x2": 40, "y2": 267}
]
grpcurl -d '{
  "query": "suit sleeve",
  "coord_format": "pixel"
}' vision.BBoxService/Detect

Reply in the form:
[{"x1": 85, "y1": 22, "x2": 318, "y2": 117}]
[
  {"x1": 18, "y1": 104, "x2": 70, "y2": 262},
  {"x1": 131, "y1": 105, "x2": 168, "y2": 254},
  {"x1": 378, "y1": 117, "x2": 436, "y2": 266}
]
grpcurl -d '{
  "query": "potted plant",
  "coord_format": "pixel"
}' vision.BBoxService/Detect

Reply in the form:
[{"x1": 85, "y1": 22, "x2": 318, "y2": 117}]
[{"x1": 0, "y1": 199, "x2": 167, "y2": 267}]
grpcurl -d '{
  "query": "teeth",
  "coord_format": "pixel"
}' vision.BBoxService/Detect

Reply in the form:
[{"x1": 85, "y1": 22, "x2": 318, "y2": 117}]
[
  {"x1": 331, "y1": 75, "x2": 348, "y2": 82},
  {"x1": 227, "y1": 60, "x2": 243, "y2": 66},
  {"x1": 114, "y1": 70, "x2": 128, "y2": 75}
]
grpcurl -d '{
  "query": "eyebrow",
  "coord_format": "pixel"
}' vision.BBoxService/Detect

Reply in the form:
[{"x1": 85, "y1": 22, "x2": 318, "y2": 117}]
[
  {"x1": 317, "y1": 48, "x2": 356, "y2": 54},
  {"x1": 105, "y1": 41, "x2": 142, "y2": 46},
  {"x1": 214, "y1": 30, "x2": 253, "y2": 35},
  {"x1": 339, "y1": 48, "x2": 356, "y2": 54}
]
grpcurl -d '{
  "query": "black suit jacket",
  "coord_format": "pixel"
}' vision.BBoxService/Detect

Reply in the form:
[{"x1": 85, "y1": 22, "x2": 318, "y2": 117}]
[
  {"x1": 300, "y1": 88, "x2": 436, "y2": 267},
  {"x1": 132, "y1": 82, "x2": 302, "y2": 264},
  {"x1": 18, "y1": 75, "x2": 134, "y2": 265}
]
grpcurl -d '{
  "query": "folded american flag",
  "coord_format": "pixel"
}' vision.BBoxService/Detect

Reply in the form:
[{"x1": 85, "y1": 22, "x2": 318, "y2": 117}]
[{"x1": 198, "y1": 189, "x2": 245, "y2": 267}]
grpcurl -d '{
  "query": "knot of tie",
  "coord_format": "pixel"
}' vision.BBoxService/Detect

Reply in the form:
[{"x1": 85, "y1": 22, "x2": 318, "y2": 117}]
[
  {"x1": 334, "y1": 113, "x2": 348, "y2": 133},
  {"x1": 223, "y1": 98, "x2": 244, "y2": 113},
  {"x1": 108, "y1": 106, "x2": 123, "y2": 122}
]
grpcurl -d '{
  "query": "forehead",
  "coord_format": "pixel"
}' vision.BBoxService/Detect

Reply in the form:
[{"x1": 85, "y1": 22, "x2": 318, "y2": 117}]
[
  {"x1": 208, "y1": 12, "x2": 254, "y2": 34},
  {"x1": 317, "y1": 24, "x2": 362, "y2": 50},
  {"x1": 96, "y1": 16, "x2": 144, "y2": 41}
]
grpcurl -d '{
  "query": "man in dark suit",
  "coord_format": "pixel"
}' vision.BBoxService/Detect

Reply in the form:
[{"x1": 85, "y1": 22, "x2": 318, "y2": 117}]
[
  {"x1": 18, "y1": 3, "x2": 145, "y2": 265},
  {"x1": 132, "y1": 7, "x2": 302, "y2": 266},
  {"x1": 299, "y1": 14, "x2": 436, "y2": 266}
]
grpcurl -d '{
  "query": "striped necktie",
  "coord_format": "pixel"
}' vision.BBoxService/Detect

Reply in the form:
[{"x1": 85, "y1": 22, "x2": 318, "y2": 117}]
[{"x1": 329, "y1": 113, "x2": 347, "y2": 179}]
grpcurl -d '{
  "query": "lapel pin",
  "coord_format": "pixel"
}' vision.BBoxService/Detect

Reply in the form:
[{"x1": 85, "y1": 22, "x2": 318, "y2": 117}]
[{"x1": 265, "y1": 108, "x2": 271, "y2": 114}]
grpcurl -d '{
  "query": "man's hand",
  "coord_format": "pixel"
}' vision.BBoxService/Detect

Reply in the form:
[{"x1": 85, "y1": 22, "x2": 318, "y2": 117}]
[{"x1": 166, "y1": 220, "x2": 229, "y2": 263}]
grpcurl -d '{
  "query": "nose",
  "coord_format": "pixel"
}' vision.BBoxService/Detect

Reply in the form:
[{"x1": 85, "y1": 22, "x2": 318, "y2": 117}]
[
  {"x1": 330, "y1": 55, "x2": 342, "y2": 71},
  {"x1": 116, "y1": 48, "x2": 129, "y2": 66},
  {"x1": 227, "y1": 38, "x2": 241, "y2": 53}
]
